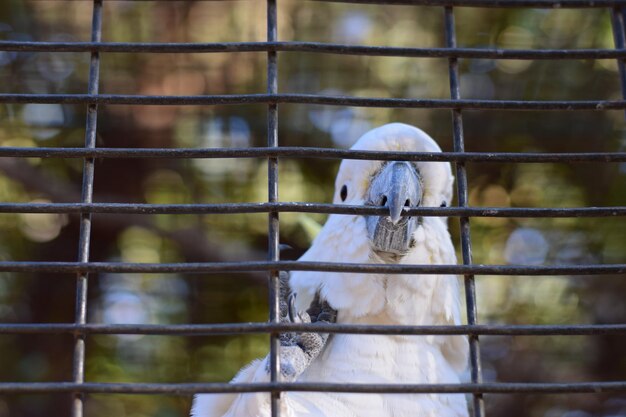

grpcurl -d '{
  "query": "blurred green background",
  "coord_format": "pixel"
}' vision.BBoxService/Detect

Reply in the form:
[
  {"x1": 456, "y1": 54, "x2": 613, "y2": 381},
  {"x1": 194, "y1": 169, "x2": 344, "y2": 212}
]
[{"x1": 0, "y1": 1, "x2": 625, "y2": 416}]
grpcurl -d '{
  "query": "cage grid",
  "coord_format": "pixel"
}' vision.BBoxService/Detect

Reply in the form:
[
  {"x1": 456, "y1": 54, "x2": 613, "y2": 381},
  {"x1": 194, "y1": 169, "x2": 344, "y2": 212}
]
[{"x1": 0, "y1": 1, "x2": 626, "y2": 417}]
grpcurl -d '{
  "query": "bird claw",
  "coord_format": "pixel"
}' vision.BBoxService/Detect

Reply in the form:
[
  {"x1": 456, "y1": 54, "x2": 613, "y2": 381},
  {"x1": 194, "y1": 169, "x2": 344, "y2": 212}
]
[
  {"x1": 287, "y1": 292, "x2": 298, "y2": 323},
  {"x1": 306, "y1": 293, "x2": 337, "y2": 324},
  {"x1": 272, "y1": 277, "x2": 338, "y2": 380},
  {"x1": 281, "y1": 292, "x2": 337, "y2": 379}
]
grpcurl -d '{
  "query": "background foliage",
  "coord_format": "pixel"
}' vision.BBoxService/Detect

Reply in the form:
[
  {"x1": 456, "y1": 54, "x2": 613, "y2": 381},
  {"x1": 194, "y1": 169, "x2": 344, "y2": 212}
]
[{"x1": 0, "y1": 1, "x2": 625, "y2": 416}]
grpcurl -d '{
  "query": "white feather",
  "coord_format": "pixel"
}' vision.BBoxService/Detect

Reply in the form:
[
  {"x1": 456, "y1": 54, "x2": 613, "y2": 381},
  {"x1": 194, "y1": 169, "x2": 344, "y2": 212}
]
[{"x1": 192, "y1": 123, "x2": 469, "y2": 417}]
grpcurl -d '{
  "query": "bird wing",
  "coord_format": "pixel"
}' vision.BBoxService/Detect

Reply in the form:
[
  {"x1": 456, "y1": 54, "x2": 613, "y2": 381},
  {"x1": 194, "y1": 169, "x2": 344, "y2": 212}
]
[
  {"x1": 190, "y1": 358, "x2": 266, "y2": 417},
  {"x1": 189, "y1": 273, "x2": 293, "y2": 417},
  {"x1": 191, "y1": 271, "x2": 337, "y2": 417}
]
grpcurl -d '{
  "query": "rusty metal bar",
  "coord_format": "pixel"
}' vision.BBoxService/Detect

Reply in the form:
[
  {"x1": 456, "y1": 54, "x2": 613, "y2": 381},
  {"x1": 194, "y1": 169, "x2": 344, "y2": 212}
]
[
  {"x1": 0, "y1": 261, "x2": 623, "y2": 275},
  {"x1": 2, "y1": 40, "x2": 626, "y2": 59},
  {"x1": 444, "y1": 6, "x2": 485, "y2": 417},
  {"x1": 71, "y1": 1, "x2": 102, "y2": 416},
  {"x1": 0, "y1": 93, "x2": 624, "y2": 109}
]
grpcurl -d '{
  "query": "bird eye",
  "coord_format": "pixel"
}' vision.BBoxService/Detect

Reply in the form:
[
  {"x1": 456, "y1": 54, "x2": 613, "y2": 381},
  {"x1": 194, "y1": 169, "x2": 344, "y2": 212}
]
[
  {"x1": 440, "y1": 201, "x2": 447, "y2": 207},
  {"x1": 340, "y1": 185, "x2": 348, "y2": 201}
]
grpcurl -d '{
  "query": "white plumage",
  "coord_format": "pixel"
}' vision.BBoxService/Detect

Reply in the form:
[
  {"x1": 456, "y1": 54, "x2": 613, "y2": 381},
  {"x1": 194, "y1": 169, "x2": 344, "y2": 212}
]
[{"x1": 192, "y1": 123, "x2": 469, "y2": 417}]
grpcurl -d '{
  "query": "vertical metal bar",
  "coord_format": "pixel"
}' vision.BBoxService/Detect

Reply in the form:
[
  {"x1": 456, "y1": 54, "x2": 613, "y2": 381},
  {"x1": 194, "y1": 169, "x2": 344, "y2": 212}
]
[
  {"x1": 443, "y1": 7, "x2": 486, "y2": 417},
  {"x1": 267, "y1": 0, "x2": 281, "y2": 416},
  {"x1": 72, "y1": 1, "x2": 102, "y2": 417},
  {"x1": 611, "y1": 6, "x2": 626, "y2": 119}
]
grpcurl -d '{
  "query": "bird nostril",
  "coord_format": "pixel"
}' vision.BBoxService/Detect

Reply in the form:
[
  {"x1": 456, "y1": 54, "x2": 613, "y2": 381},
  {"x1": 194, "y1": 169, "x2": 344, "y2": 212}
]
[
  {"x1": 381, "y1": 195, "x2": 387, "y2": 206},
  {"x1": 404, "y1": 199, "x2": 411, "y2": 207}
]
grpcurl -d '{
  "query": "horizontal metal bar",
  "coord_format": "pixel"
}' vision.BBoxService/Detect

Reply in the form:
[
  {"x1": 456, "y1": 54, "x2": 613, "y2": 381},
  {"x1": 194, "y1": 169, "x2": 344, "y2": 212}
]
[
  {"x1": 0, "y1": 93, "x2": 623, "y2": 110},
  {"x1": 0, "y1": 381, "x2": 625, "y2": 395},
  {"x1": 2, "y1": 147, "x2": 626, "y2": 162},
  {"x1": 0, "y1": 202, "x2": 624, "y2": 217},
  {"x1": 1, "y1": 323, "x2": 625, "y2": 336},
  {"x1": 52, "y1": 0, "x2": 626, "y2": 8},
  {"x1": 1, "y1": 40, "x2": 625, "y2": 60},
  {"x1": 313, "y1": 0, "x2": 626, "y2": 7},
  {"x1": 0, "y1": 261, "x2": 623, "y2": 275}
]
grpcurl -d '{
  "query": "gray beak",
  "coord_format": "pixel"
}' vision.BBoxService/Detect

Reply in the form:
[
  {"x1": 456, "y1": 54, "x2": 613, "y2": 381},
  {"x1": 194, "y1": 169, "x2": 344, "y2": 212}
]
[{"x1": 365, "y1": 162, "x2": 423, "y2": 257}]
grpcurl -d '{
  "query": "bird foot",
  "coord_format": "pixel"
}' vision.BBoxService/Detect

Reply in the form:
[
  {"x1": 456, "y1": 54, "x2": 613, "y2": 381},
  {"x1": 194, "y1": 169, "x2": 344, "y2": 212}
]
[{"x1": 268, "y1": 277, "x2": 338, "y2": 381}]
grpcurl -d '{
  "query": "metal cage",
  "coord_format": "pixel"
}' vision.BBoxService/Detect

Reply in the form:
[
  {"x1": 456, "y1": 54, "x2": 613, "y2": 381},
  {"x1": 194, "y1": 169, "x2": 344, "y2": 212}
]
[{"x1": 1, "y1": 1, "x2": 626, "y2": 417}]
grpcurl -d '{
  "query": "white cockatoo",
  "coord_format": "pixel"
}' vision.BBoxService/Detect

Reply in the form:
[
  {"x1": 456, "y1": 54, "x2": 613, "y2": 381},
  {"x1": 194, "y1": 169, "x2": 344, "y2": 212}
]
[{"x1": 192, "y1": 123, "x2": 469, "y2": 417}]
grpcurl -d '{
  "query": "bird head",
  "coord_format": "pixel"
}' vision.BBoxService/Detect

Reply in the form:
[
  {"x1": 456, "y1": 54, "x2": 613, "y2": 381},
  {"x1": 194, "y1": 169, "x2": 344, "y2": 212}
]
[{"x1": 333, "y1": 123, "x2": 454, "y2": 261}]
